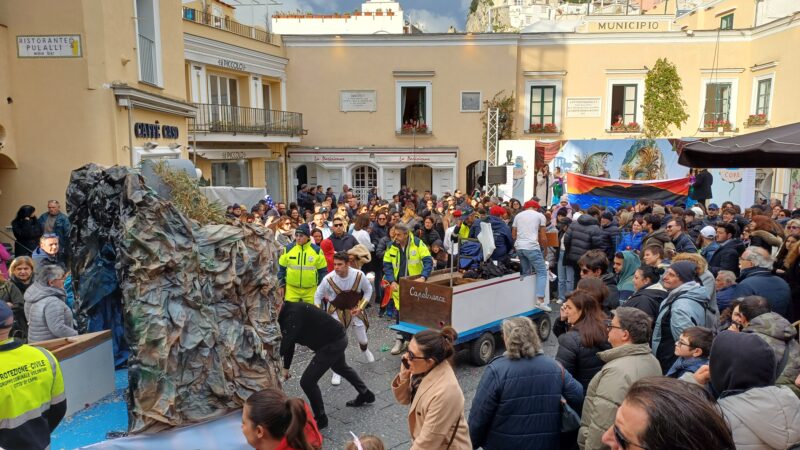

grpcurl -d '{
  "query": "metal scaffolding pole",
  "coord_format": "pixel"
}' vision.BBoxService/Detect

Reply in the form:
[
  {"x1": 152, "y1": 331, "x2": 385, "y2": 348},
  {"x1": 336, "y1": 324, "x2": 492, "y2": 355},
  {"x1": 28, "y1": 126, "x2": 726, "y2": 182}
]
[{"x1": 485, "y1": 107, "x2": 500, "y2": 195}]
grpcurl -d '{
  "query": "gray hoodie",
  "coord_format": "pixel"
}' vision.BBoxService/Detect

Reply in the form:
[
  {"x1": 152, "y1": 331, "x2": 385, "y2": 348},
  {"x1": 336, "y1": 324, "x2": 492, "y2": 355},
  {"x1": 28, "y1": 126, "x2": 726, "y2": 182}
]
[
  {"x1": 719, "y1": 386, "x2": 800, "y2": 450},
  {"x1": 23, "y1": 282, "x2": 77, "y2": 342}
]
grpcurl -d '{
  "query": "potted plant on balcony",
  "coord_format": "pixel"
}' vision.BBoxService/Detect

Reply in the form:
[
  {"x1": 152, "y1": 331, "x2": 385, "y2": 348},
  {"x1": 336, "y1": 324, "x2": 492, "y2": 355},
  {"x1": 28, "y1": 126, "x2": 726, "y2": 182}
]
[
  {"x1": 415, "y1": 123, "x2": 428, "y2": 133},
  {"x1": 747, "y1": 113, "x2": 768, "y2": 127},
  {"x1": 375, "y1": 8, "x2": 384, "y2": 16},
  {"x1": 703, "y1": 119, "x2": 732, "y2": 132},
  {"x1": 529, "y1": 122, "x2": 558, "y2": 133},
  {"x1": 353, "y1": 8, "x2": 362, "y2": 16}
]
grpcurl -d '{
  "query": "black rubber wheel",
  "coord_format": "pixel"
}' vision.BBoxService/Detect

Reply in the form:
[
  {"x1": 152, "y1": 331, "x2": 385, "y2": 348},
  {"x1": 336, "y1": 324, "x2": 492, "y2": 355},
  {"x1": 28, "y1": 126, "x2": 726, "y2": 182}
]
[
  {"x1": 470, "y1": 332, "x2": 496, "y2": 366},
  {"x1": 536, "y1": 316, "x2": 552, "y2": 342}
]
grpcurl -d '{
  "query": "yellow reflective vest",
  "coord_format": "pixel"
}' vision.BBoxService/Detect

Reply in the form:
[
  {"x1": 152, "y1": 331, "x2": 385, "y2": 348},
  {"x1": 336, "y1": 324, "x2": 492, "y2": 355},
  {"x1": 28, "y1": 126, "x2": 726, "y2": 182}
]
[
  {"x1": 278, "y1": 241, "x2": 328, "y2": 288},
  {"x1": 0, "y1": 339, "x2": 66, "y2": 450},
  {"x1": 383, "y1": 233, "x2": 433, "y2": 309}
]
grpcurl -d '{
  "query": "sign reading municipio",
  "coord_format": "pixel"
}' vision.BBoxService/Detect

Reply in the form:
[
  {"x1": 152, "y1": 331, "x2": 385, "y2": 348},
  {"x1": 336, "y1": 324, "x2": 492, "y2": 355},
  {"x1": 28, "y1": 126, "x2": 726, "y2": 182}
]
[
  {"x1": 340, "y1": 90, "x2": 377, "y2": 112},
  {"x1": 566, "y1": 97, "x2": 602, "y2": 118},
  {"x1": 18, "y1": 35, "x2": 82, "y2": 58}
]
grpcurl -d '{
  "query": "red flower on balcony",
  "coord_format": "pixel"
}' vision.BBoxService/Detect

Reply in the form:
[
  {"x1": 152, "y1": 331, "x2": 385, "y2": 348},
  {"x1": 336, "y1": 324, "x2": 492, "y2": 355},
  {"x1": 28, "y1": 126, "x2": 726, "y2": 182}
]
[{"x1": 529, "y1": 122, "x2": 558, "y2": 133}]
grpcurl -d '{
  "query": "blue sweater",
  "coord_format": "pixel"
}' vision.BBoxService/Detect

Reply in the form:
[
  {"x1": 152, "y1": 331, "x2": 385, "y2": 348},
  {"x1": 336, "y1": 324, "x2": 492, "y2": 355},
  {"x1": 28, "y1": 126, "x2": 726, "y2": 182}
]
[{"x1": 468, "y1": 354, "x2": 584, "y2": 450}]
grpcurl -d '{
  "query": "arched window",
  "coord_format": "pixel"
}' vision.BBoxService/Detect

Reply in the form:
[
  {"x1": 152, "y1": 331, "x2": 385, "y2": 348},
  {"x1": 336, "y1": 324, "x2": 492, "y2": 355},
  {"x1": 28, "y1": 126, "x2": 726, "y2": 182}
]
[{"x1": 352, "y1": 165, "x2": 377, "y2": 201}]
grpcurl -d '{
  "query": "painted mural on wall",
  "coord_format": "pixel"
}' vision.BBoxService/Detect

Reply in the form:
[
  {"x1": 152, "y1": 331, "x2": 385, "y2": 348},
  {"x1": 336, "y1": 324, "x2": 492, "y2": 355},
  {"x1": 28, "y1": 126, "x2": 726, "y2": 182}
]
[
  {"x1": 548, "y1": 139, "x2": 748, "y2": 206},
  {"x1": 551, "y1": 139, "x2": 679, "y2": 180},
  {"x1": 788, "y1": 169, "x2": 800, "y2": 210}
]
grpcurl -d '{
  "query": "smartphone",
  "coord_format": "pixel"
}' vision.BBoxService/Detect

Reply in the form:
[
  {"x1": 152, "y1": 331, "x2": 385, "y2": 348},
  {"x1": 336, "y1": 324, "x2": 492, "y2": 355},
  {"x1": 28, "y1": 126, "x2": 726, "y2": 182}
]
[{"x1": 401, "y1": 355, "x2": 410, "y2": 370}]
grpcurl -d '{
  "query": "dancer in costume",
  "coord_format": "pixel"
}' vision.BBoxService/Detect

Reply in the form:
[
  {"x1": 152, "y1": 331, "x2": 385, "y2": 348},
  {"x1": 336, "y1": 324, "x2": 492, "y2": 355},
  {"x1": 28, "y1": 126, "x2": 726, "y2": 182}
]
[{"x1": 314, "y1": 251, "x2": 375, "y2": 386}]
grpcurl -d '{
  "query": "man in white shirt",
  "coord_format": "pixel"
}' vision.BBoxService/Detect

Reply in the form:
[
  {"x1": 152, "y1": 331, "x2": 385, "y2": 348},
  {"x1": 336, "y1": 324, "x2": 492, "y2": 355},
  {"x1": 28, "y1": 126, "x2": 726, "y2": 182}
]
[
  {"x1": 314, "y1": 252, "x2": 375, "y2": 385},
  {"x1": 512, "y1": 200, "x2": 551, "y2": 312}
]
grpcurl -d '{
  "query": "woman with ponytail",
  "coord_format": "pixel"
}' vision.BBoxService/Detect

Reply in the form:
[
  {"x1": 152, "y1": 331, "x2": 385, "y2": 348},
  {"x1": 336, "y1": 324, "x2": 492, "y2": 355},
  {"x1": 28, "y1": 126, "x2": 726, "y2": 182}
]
[
  {"x1": 391, "y1": 326, "x2": 472, "y2": 449},
  {"x1": 468, "y1": 317, "x2": 584, "y2": 450},
  {"x1": 242, "y1": 388, "x2": 322, "y2": 450}
]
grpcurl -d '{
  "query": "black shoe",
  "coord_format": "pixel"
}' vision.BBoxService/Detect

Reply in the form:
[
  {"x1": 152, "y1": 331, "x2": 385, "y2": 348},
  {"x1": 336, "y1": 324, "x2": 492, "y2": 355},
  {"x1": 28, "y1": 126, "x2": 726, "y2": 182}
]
[
  {"x1": 346, "y1": 390, "x2": 375, "y2": 407},
  {"x1": 315, "y1": 413, "x2": 328, "y2": 430}
]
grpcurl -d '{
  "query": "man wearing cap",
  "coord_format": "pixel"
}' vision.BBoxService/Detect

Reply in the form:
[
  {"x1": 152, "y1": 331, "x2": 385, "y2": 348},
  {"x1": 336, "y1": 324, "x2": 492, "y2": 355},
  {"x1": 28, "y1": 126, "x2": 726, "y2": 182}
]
[
  {"x1": 0, "y1": 301, "x2": 67, "y2": 450},
  {"x1": 683, "y1": 208, "x2": 705, "y2": 242},
  {"x1": 278, "y1": 224, "x2": 329, "y2": 305},
  {"x1": 699, "y1": 225, "x2": 720, "y2": 262},
  {"x1": 704, "y1": 203, "x2": 721, "y2": 226},
  {"x1": 651, "y1": 260, "x2": 714, "y2": 372},
  {"x1": 513, "y1": 200, "x2": 551, "y2": 312},
  {"x1": 486, "y1": 206, "x2": 513, "y2": 263},
  {"x1": 459, "y1": 206, "x2": 480, "y2": 239}
]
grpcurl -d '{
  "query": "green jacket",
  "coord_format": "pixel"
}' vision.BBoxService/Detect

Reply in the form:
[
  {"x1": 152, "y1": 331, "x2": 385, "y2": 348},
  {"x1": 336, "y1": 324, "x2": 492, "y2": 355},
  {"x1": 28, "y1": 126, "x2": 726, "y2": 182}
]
[
  {"x1": 745, "y1": 312, "x2": 800, "y2": 398},
  {"x1": 578, "y1": 343, "x2": 662, "y2": 450}
]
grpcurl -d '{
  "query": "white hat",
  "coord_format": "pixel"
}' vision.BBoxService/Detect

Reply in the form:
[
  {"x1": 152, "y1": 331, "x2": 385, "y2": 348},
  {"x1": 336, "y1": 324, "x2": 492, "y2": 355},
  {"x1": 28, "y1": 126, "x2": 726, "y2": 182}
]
[
  {"x1": 700, "y1": 225, "x2": 716, "y2": 239},
  {"x1": 691, "y1": 207, "x2": 704, "y2": 218}
]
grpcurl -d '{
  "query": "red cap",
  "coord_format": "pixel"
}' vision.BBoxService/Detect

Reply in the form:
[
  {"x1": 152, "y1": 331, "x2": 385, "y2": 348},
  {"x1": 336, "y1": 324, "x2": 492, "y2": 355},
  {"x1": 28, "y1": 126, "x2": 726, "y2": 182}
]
[
  {"x1": 452, "y1": 210, "x2": 462, "y2": 218},
  {"x1": 524, "y1": 200, "x2": 541, "y2": 210},
  {"x1": 490, "y1": 206, "x2": 506, "y2": 216}
]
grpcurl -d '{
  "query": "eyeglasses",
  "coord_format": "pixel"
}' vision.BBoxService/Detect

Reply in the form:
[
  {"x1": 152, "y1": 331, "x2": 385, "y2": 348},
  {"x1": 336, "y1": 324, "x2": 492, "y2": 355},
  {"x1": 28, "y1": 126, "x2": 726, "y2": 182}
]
[
  {"x1": 614, "y1": 424, "x2": 650, "y2": 450},
  {"x1": 333, "y1": 224, "x2": 343, "y2": 228},
  {"x1": 580, "y1": 268, "x2": 592, "y2": 274},
  {"x1": 378, "y1": 217, "x2": 387, "y2": 221},
  {"x1": 675, "y1": 340, "x2": 693, "y2": 348},
  {"x1": 604, "y1": 320, "x2": 623, "y2": 331},
  {"x1": 788, "y1": 225, "x2": 800, "y2": 230},
  {"x1": 405, "y1": 349, "x2": 425, "y2": 361}
]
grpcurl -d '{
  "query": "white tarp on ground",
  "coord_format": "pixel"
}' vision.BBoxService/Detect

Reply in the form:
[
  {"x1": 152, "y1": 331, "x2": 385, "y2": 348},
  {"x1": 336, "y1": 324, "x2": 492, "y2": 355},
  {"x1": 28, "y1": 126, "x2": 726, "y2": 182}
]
[
  {"x1": 200, "y1": 187, "x2": 267, "y2": 208},
  {"x1": 80, "y1": 411, "x2": 248, "y2": 449}
]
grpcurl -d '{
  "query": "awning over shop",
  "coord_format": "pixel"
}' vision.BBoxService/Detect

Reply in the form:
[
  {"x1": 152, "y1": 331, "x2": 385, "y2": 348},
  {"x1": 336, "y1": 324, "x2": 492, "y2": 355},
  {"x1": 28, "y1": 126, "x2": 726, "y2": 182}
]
[{"x1": 678, "y1": 122, "x2": 800, "y2": 168}]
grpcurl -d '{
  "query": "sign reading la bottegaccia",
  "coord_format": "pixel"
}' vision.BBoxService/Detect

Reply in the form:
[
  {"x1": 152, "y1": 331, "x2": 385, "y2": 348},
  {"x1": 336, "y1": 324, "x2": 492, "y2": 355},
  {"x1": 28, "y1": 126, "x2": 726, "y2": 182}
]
[{"x1": 17, "y1": 35, "x2": 82, "y2": 58}]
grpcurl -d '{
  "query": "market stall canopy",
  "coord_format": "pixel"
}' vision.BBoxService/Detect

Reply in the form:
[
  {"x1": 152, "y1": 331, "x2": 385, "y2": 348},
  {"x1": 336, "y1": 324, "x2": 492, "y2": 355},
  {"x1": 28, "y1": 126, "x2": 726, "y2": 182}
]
[{"x1": 678, "y1": 122, "x2": 800, "y2": 168}]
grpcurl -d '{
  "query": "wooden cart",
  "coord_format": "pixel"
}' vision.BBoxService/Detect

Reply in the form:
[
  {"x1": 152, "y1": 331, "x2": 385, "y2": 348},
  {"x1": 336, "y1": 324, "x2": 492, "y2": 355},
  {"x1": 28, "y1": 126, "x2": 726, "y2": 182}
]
[{"x1": 390, "y1": 269, "x2": 551, "y2": 365}]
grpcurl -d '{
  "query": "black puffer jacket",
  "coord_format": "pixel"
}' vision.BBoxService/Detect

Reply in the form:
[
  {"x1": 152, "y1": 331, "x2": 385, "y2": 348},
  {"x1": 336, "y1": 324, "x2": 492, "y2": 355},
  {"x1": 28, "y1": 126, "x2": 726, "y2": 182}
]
[
  {"x1": 564, "y1": 215, "x2": 604, "y2": 265},
  {"x1": 708, "y1": 238, "x2": 746, "y2": 277},
  {"x1": 641, "y1": 228, "x2": 670, "y2": 251},
  {"x1": 600, "y1": 219, "x2": 620, "y2": 259},
  {"x1": 625, "y1": 284, "x2": 668, "y2": 324},
  {"x1": 555, "y1": 329, "x2": 611, "y2": 392}
]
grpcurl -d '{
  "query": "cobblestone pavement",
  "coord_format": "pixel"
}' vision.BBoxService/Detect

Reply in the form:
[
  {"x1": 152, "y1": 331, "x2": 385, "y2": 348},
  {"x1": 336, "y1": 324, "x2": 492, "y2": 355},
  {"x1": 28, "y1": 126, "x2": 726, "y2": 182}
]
[{"x1": 282, "y1": 304, "x2": 561, "y2": 449}]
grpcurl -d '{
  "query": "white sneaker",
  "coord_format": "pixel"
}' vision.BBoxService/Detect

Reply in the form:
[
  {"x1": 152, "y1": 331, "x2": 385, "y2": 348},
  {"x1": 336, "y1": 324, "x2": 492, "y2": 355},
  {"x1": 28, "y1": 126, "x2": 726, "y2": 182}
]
[
  {"x1": 363, "y1": 349, "x2": 375, "y2": 363},
  {"x1": 331, "y1": 373, "x2": 341, "y2": 386},
  {"x1": 556, "y1": 299, "x2": 564, "y2": 305},
  {"x1": 390, "y1": 339, "x2": 407, "y2": 355},
  {"x1": 538, "y1": 302, "x2": 553, "y2": 312}
]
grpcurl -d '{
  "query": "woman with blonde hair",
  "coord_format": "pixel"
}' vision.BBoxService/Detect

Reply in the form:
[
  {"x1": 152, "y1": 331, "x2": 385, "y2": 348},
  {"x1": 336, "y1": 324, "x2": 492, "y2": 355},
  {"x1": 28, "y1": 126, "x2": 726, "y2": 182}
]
[{"x1": 469, "y1": 317, "x2": 584, "y2": 450}]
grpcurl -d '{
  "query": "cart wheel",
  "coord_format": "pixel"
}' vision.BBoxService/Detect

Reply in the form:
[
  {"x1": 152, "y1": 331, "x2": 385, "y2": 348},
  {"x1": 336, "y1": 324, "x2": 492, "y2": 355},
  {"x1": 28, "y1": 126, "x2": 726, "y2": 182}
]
[
  {"x1": 470, "y1": 332, "x2": 496, "y2": 366},
  {"x1": 536, "y1": 316, "x2": 552, "y2": 341}
]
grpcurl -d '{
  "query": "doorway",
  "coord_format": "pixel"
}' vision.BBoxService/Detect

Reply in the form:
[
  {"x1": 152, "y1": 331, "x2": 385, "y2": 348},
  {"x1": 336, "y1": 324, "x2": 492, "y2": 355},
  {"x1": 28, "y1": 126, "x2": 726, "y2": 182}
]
[
  {"x1": 295, "y1": 164, "x2": 307, "y2": 194},
  {"x1": 401, "y1": 164, "x2": 432, "y2": 193}
]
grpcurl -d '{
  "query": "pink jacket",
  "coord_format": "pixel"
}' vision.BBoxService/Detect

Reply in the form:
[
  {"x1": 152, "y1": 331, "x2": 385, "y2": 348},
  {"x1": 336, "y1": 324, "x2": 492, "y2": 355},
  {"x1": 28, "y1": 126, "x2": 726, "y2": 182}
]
[{"x1": 0, "y1": 244, "x2": 11, "y2": 279}]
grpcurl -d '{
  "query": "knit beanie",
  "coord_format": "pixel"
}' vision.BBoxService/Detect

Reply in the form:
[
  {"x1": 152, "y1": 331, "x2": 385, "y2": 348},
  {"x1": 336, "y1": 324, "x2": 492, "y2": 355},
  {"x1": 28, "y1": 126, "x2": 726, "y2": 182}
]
[
  {"x1": 668, "y1": 261, "x2": 697, "y2": 283},
  {"x1": 710, "y1": 331, "x2": 776, "y2": 398}
]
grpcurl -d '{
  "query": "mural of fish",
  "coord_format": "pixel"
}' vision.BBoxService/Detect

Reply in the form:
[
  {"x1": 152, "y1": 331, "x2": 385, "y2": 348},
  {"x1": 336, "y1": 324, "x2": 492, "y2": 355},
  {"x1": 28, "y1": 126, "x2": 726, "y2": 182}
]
[
  {"x1": 573, "y1": 152, "x2": 612, "y2": 178},
  {"x1": 619, "y1": 139, "x2": 666, "y2": 180}
]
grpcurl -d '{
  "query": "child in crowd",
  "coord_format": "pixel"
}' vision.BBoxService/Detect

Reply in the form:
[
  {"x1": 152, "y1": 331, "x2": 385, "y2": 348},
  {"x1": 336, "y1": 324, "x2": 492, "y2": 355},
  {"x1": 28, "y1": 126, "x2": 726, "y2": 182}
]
[
  {"x1": 665, "y1": 326, "x2": 713, "y2": 381},
  {"x1": 345, "y1": 433, "x2": 385, "y2": 450}
]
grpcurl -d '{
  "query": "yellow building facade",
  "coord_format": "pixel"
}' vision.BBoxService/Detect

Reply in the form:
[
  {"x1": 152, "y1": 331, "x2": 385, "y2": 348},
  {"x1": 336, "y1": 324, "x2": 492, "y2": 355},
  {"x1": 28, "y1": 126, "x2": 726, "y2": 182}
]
[{"x1": 1, "y1": 0, "x2": 798, "y2": 237}]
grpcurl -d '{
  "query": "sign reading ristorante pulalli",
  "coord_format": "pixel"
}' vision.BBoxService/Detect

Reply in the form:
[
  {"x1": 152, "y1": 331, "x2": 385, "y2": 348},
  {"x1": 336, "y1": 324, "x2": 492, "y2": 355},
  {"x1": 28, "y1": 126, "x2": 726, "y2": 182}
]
[{"x1": 17, "y1": 35, "x2": 82, "y2": 58}]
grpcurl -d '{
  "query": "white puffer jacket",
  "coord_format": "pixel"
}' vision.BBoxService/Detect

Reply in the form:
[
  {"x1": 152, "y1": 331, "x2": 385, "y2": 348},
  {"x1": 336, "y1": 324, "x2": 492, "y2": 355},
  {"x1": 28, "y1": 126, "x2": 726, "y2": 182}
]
[{"x1": 718, "y1": 385, "x2": 800, "y2": 450}]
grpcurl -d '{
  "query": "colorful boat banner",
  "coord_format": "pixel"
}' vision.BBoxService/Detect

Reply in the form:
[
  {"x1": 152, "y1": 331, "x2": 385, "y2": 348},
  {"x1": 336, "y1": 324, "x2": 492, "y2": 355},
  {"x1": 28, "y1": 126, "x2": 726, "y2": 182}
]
[{"x1": 566, "y1": 172, "x2": 690, "y2": 209}]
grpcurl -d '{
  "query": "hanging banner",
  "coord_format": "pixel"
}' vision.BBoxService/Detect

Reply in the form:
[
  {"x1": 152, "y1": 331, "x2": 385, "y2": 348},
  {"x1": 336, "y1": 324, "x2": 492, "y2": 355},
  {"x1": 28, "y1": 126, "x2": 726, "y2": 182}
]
[{"x1": 567, "y1": 172, "x2": 690, "y2": 209}]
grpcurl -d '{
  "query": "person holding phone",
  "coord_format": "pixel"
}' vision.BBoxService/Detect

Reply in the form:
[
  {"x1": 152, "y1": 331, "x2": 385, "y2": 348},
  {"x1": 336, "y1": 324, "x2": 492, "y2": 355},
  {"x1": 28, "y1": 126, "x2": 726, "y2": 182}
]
[{"x1": 391, "y1": 327, "x2": 471, "y2": 449}]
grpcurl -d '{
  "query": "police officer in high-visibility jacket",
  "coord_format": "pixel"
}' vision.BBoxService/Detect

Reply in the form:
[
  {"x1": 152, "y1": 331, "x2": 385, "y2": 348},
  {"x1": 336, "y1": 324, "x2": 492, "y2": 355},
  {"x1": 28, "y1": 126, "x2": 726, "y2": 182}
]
[
  {"x1": 383, "y1": 223, "x2": 433, "y2": 354},
  {"x1": 278, "y1": 223, "x2": 329, "y2": 304},
  {"x1": 0, "y1": 301, "x2": 66, "y2": 450}
]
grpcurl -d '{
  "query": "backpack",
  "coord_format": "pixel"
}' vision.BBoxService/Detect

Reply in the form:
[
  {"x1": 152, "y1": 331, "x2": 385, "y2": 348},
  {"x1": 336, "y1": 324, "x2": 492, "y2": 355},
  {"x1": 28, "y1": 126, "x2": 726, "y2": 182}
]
[
  {"x1": 458, "y1": 239, "x2": 483, "y2": 270},
  {"x1": 662, "y1": 290, "x2": 717, "y2": 334}
]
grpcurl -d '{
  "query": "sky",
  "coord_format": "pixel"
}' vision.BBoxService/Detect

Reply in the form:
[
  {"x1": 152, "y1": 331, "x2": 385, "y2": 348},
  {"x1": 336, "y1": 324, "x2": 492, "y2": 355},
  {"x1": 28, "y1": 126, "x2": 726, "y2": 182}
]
[{"x1": 226, "y1": 0, "x2": 473, "y2": 33}]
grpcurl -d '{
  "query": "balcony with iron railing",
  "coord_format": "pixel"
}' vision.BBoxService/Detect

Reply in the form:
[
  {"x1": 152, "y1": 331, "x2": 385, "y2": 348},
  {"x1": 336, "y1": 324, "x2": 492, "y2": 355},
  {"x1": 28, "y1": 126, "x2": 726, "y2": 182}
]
[
  {"x1": 182, "y1": 7, "x2": 278, "y2": 45},
  {"x1": 190, "y1": 103, "x2": 303, "y2": 138}
]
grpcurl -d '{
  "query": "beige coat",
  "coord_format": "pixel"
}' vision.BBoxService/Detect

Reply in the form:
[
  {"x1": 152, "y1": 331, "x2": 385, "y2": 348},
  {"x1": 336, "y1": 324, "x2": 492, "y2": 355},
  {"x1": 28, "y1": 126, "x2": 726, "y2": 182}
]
[{"x1": 392, "y1": 361, "x2": 472, "y2": 450}]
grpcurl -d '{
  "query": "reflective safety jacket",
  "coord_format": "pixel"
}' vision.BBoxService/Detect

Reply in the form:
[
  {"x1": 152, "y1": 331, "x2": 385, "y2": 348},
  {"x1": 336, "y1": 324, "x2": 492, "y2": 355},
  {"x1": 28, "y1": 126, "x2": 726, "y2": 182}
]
[
  {"x1": 383, "y1": 233, "x2": 433, "y2": 285},
  {"x1": 278, "y1": 241, "x2": 328, "y2": 289},
  {"x1": 0, "y1": 338, "x2": 66, "y2": 450}
]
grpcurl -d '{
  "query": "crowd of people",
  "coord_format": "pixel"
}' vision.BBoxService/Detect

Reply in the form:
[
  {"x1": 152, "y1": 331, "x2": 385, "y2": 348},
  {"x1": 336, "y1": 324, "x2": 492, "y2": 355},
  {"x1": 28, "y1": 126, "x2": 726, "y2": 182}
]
[{"x1": 4, "y1": 183, "x2": 800, "y2": 450}]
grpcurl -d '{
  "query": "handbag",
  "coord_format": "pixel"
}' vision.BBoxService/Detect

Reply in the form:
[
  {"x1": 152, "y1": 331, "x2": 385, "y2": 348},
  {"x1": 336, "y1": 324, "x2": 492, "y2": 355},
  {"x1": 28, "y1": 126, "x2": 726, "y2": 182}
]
[{"x1": 559, "y1": 366, "x2": 581, "y2": 433}]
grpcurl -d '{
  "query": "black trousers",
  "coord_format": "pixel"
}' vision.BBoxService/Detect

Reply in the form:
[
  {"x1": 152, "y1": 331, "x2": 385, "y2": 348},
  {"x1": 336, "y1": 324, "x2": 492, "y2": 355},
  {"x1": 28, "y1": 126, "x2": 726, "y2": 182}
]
[{"x1": 301, "y1": 336, "x2": 368, "y2": 417}]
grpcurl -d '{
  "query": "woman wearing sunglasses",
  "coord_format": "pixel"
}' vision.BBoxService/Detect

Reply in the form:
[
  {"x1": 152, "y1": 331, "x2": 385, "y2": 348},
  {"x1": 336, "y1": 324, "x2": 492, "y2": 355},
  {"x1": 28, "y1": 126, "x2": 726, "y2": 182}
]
[{"x1": 392, "y1": 326, "x2": 471, "y2": 449}]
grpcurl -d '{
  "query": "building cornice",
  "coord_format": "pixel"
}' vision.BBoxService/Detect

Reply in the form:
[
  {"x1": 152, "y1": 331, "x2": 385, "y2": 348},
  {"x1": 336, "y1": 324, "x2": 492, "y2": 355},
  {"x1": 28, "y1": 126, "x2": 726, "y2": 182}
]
[
  {"x1": 523, "y1": 70, "x2": 566, "y2": 77},
  {"x1": 184, "y1": 33, "x2": 289, "y2": 78},
  {"x1": 280, "y1": 12, "x2": 799, "y2": 47},
  {"x1": 113, "y1": 85, "x2": 196, "y2": 117},
  {"x1": 750, "y1": 61, "x2": 778, "y2": 72},
  {"x1": 700, "y1": 68, "x2": 745, "y2": 74}
]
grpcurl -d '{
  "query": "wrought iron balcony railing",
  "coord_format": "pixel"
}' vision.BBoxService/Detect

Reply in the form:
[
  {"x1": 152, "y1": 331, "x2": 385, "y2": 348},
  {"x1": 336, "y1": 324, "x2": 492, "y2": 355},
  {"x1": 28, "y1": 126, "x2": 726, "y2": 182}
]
[
  {"x1": 182, "y1": 7, "x2": 278, "y2": 45},
  {"x1": 191, "y1": 103, "x2": 303, "y2": 137}
]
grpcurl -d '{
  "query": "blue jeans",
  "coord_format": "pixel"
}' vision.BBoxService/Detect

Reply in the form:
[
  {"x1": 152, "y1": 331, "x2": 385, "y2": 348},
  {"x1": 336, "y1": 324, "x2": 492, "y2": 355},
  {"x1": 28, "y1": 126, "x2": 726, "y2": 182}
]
[
  {"x1": 518, "y1": 248, "x2": 547, "y2": 300},
  {"x1": 557, "y1": 250, "x2": 575, "y2": 301}
]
